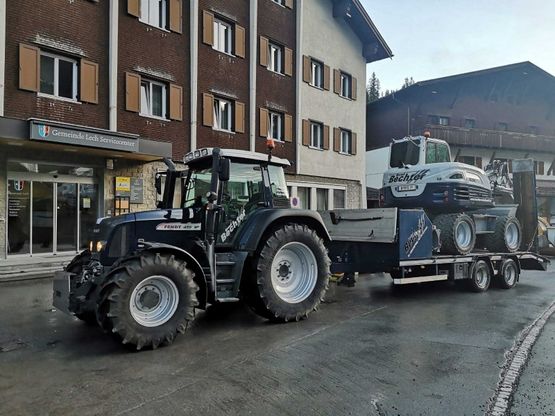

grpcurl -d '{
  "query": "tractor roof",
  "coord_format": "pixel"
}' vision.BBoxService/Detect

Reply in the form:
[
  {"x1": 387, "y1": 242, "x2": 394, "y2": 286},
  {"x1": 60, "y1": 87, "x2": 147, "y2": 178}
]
[{"x1": 183, "y1": 148, "x2": 291, "y2": 167}]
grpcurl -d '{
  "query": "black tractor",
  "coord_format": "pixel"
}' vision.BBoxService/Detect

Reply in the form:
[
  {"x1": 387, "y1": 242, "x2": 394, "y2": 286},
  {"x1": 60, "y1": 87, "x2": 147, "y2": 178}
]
[{"x1": 54, "y1": 148, "x2": 331, "y2": 350}]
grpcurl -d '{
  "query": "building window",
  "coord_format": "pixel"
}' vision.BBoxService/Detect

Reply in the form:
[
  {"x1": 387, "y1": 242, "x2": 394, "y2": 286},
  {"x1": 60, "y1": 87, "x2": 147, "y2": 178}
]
[
  {"x1": 310, "y1": 59, "x2": 323, "y2": 88},
  {"x1": 140, "y1": 0, "x2": 168, "y2": 29},
  {"x1": 340, "y1": 129, "x2": 352, "y2": 154},
  {"x1": 457, "y1": 155, "x2": 482, "y2": 169},
  {"x1": 497, "y1": 122, "x2": 508, "y2": 131},
  {"x1": 297, "y1": 187, "x2": 311, "y2": 210},
  {"x1": 316, "y1": 188, "x2": 328, "y2": 210},
  {"x1": 213, "y1": 97, "x2": 233, "y2": 132},
  {"x1": 268, "y1": 42, "x2": 283, "y2": 74},
  {"x1": 340, "y1": 72, "x2": 352, "y2": 98},
  {"x1": 39, "y1": 52, "x2": 78, "y2": 101},
  {"x1": 272, "y1": 0, "x2": 285, "y2": 5},
  {"x1": 310, "y1": 121, "x2": 323, "y2": 149},
  {"x1": 333, "y1": 189, "x2": 345, "y2": 209},
  {"x1": 213, "y1": 17, "x2": 232, "y2": 54},
  {"x1": 268, "y1": 111, "x2": 284, "y2": 141},
  {"x1": 140, "y1": 79, "x2": 167, "y2": 119},
  {"x1": 529, "y1": 126, "x2": 538, "y2": 135},
  {"x1": 438, "y1": 116, "x2": 449, "y2": 126},
  {"x1": 464, "y1": 118, "x2": 476, "y2": 129}
]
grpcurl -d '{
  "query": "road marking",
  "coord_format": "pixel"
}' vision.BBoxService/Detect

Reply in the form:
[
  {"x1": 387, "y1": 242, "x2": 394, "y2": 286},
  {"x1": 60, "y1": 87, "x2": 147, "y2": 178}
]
[{"x1": 486, "y1": 300, "x2": 555, "y2": 416}]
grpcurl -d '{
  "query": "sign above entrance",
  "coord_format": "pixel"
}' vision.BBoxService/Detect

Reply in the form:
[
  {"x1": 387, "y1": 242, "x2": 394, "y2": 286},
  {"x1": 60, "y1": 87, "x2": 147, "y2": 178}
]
[{"x1": 30, "y1": 120, "x2": 139, "y2": 152}]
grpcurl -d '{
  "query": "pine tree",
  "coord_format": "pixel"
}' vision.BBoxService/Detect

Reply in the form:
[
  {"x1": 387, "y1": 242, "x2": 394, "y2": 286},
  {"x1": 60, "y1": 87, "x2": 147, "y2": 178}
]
[
  {"x1": 366, "y1": 72, "x2": 381, "y2": 103},
  {"x1": 401, "y1": 77, "x2": 415, "y2": 89}
]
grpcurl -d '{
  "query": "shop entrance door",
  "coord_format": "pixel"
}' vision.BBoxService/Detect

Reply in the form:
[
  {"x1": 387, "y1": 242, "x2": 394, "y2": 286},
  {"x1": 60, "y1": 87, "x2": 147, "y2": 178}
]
[{"x1": 7, "y1": 162, "x2": 99, "y2": 257}]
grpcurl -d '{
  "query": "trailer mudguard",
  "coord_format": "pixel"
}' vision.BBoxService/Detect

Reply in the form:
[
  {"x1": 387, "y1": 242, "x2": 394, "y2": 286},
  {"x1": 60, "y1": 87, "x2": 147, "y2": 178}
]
[{"x1": 234, "y1": 208, "x2": 331, "y2": 252}]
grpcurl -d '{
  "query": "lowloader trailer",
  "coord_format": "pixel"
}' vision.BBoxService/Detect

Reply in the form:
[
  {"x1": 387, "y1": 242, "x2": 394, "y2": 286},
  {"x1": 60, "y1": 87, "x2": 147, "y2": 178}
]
[{"x1": 53, "y1": 148, "x2": 547, "y2": 350}]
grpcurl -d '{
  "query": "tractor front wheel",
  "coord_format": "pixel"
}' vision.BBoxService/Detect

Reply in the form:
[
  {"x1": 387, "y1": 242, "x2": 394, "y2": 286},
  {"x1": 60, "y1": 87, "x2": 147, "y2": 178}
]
[{"x1": 97, "y1": 252, "x2": 199, "y2": 350}]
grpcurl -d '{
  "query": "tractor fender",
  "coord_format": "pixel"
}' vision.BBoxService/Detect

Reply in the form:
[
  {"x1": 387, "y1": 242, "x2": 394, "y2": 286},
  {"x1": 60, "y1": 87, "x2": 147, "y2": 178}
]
[
  {"x1": 136, "y1": 241, "x2": 209, "y2": 309},
  {"x1": 234, "y1": 208, "x2": 331, "y2": 253}
]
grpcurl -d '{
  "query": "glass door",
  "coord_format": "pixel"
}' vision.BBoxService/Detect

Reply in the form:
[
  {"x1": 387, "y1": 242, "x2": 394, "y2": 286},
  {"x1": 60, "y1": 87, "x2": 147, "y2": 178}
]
[
  {"x1": 79, "y1": 184, "x2": 99, "y2": 250},
  {"x1": 32, "y1": 182, "x2": 54, "y2": 254},
  {"x1": 56, "y1": 183, "x2": 78, "y2": 252},
  {"x1": 7, "y1": 180, "x2": 31, "y2": 255}
]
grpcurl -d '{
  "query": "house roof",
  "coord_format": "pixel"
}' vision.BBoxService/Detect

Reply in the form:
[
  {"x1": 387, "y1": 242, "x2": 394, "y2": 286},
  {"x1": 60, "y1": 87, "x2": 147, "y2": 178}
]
[{"x1": 332, "y1": 0, "x2": 393, "y2": 63}]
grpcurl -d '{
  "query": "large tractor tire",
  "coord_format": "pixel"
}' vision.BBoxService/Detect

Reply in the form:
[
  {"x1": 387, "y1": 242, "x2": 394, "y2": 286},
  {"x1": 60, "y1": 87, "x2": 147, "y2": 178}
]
[
  {"x1": 244, "y1": 224, "x2": 330, "y2": 322},
  {"x1": 66, "y1": 251, "x2": 97, "y2": 325},
  {"x1": 433, "y1": 213, "x2": 476, "y2": 255},
  {"x1": 97, "y1": 252, "x2": 199, "y2": 350},
  {"x1": 484, "y1": 215, "x2": 521, "y2": 253}
]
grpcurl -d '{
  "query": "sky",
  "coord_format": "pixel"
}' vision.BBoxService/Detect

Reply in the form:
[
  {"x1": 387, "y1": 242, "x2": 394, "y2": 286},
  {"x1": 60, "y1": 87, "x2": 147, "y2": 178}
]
[{"x1": 361, "y1": 0, "x2": 555, "y2": 92}]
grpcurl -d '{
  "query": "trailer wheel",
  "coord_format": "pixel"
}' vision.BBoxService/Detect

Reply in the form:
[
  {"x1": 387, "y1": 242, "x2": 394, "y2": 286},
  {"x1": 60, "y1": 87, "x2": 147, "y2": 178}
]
[
  {"x1": 245, "y1": 224, "x2": 330, "y2": 322},
  {"x1": 484, "y1": 216, "x2": 522, "y2": 253},
  {"x1": 100, "y1": 252, "x2": 199, "y2": 350},
  {"x1": 433, "y1": 213, "x2": 476, "y2": 255},
  {"x1": 468, "y1": 260, "x2": 491, "y2": 292},
  {"x1": 497, "y1": 258, "x2": 519, "y2": 289}
]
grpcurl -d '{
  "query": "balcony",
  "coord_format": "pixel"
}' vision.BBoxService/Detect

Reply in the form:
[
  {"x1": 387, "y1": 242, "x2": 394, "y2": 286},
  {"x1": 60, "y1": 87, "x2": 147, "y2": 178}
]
[{"x1": 424, "y1": 125, "x2": 555, "y2": 154}]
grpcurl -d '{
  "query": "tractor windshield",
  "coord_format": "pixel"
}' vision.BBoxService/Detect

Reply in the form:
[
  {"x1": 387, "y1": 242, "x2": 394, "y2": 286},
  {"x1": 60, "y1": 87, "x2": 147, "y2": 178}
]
[
  {"x1": 183, "y1": 165, "x2": 212, "y2": 208},
  {"x1": 390, "y1": 140, "x2": 421, "y2": 168}
]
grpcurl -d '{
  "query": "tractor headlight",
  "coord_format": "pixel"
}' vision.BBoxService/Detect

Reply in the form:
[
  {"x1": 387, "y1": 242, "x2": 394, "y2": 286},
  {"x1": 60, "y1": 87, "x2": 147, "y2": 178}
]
[{"x1": 95, "y1": 240, "x2": 107, "y2": 252}]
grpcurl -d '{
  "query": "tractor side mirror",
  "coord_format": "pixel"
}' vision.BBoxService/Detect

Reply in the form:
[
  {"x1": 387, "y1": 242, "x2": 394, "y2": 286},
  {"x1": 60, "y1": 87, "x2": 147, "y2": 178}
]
[
  {"x1": 155, "y1": 173, "x2": 162, "y2": 195},
  {"x1": 219, "y1": 158, "x2": 230, "y2": 182}
]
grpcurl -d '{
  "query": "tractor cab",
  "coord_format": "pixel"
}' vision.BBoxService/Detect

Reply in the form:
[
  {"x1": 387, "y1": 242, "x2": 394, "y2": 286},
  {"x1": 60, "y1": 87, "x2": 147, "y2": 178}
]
[{"x1": 389, "y1": 135, "x2": 451, "y2": 168}]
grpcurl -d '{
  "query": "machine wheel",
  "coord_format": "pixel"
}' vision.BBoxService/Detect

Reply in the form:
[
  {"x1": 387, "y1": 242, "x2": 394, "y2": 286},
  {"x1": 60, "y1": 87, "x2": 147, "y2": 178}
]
[
  {"x1": 497, "y1": 258, "x2": 519, "y2": 289},
  {"x1": 433, "y1": 213, "x2": 476, "y2": 255},
  {"x1": 99, "y1": 252, "x2": 199, "y2": 350},
  {"x1": 66, "y1": 251, "x2": 97, "y2": 325},
  {"x1": 467, "y1": 259, "x2": 491, "y2": 292},
  {"x1": 484, "y1": 216, "x2": 522, "y2": 253},
  {"x1": 245, "y1": 224, "x2": 330, "y2": 322}
]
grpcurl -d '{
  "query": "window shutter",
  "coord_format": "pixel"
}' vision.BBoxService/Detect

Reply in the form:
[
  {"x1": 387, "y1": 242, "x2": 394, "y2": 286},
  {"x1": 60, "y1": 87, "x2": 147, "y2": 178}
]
[
  {"x1": 323, "y1": 64, "x2": 330, "y2": 90},
  {"x1": 259, "y1": 36, "x2": 268, "y2": 67},
  {"x1": 333, "y1": 69, "x2": 340, "y2": 94},
  {"x1": 333, "y1": 128, "x2": 340, "y2": 152},
  {"x1": 285, "y1": 0, "x2": 294, "y2": 9},
  {"x1": 508, "y1": 160, "x2": 513, "y2": 173},
  {"x1": 125, "y1": 72, "x2": 141, "y2": 112},
  {"x1": 351, "y1": 76, "x2": 357, "y2": 100},
  {"x1": 235, "y1": 24, "x2": 246, "y2": 58},
  {"x1": 284, "y1": 114, "x2": 293, "y2": 142},
  {"x1": 80, "y1": 59, "x2": 99, "y2": 104},
  {"x1": 169, "y1": 0, "x2": 182, "y2": 33},
  {"x1": 169, "y1": 84, "x2": 183, "y2": 121},
  {"x1": 302, "y1": 120, "x2": 310, "y2": 146},
  {"x1": 235, "y1": 101, "x2": 245, "y2": 133},
  {"x1": 259, "y1": 108, "x2": 269, "y2": 137},
  {"x1": 475, "y1": 157, "x2": 482, "y2": 169},
  {"x1": 323, "y1": 125, "x2": 330, "y2": 150},
  {"x1": 127, "y1": 0, "x2": 140, "y2": 17},
  {"x1": 19, "y1": 43, "x2": 40, "y2": 92},
  {"x1": 351, "y1": 132, "x2": 357, "y2": 155},
  {"x1": 539, "y1": 161, "x2": 545, "y2": 175},
  {"x1": 284, "y1": 47, "x2": 293, "y2": 77},
  {"x1": 302, "y1": 56, "x2": 311, "y2": 83},
  {"x1": 202, "y1": 93, "x2": 214, "y2": 127},
  {"x1": 202, "y1": 10, "x2": 214, "y2": 45}
]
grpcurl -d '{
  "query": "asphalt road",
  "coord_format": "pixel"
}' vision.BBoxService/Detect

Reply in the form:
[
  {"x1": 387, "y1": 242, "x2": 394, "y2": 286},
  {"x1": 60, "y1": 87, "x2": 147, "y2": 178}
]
[{"x1": 0, "y1": 266, "x2": 554, "y2": 416}]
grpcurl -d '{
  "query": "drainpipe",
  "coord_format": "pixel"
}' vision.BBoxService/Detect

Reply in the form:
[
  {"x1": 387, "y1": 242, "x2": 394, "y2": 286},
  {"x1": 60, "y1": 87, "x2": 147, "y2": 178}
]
[
  {"x1": 295, "y1": 0, "x2": 303, "y2": 174},
  {"x1": 190, "y1": 0, "x2": 199, "y2": 151},
  {"x1": 249, "y1": 0, "x2": 257, "y2": 152},
  {"x1": 0, "y1": 0, "x2": 6, "y2": 116},
  {"x1": 108, "y1": 0, "x2": 119, "y2": 131}
]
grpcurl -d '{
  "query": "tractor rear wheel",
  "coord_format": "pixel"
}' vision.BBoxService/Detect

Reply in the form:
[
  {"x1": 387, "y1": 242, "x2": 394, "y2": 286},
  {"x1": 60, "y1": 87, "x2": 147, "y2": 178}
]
[
  {"x1": 97, "y1": 252, "x2": 199, "y2": 350},
  {"x1": 433, "y1": 213, "x2": 476, "y2": 255},
  {"x1": 484, "y1": 215, "x2": 521, "y2": 253},
  {"x1": 244, "y1": 224, "x2": 330, "y2": 322}
]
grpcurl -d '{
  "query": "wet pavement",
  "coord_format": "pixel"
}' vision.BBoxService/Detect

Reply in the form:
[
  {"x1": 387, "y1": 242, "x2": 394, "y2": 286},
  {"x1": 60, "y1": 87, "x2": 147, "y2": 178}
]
[{"x1": 0, "y1": 266, "x2": 554, "y2": 416}]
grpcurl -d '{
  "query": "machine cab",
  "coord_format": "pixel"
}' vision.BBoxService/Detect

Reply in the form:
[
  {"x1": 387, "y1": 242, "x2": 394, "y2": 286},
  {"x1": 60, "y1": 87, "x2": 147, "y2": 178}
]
[{"x1": 389, "y1": 135, "x2": 451, "y2": 168}]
